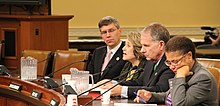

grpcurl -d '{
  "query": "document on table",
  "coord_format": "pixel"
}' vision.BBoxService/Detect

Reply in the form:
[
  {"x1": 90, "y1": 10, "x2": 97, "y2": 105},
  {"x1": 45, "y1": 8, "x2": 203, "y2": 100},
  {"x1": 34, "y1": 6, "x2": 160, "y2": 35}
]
[{"x1": 114, "y1": 103, "x2": 157, "y2": 106}]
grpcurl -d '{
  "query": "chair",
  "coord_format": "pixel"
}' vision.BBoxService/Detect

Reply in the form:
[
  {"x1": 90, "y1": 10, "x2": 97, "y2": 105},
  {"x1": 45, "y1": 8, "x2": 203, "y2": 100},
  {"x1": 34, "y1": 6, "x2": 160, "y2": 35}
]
[
  {"x1": 52, "y1": 50, "x2": 90, "y2": 79},
  {"x1": 207, "y1": 67, "x2": 220, "y2": 102},
  {"x1": 197, "y1": 58, "x2": 220, "y2": 69},
  {"x1": 22, "y1": 50, "x2": 53, "y2": 77}
]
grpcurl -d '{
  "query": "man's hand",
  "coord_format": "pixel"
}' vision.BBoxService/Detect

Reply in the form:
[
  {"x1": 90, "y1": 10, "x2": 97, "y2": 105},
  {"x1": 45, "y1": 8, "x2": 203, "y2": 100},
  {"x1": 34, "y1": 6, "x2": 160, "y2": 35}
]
[
  {"x1": 110, "y1": 85, "x2": 122, "y2": 96},
  {"x1": 96, "y1": 79, "x2": 112, "y2": 89}
]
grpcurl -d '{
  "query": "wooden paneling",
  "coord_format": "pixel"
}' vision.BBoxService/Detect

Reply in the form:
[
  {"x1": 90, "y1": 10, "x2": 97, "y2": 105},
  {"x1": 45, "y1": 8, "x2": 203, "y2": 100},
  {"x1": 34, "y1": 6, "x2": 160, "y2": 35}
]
[{"x1": 0, "y1": 15, "x2": 73, "y2": 70}]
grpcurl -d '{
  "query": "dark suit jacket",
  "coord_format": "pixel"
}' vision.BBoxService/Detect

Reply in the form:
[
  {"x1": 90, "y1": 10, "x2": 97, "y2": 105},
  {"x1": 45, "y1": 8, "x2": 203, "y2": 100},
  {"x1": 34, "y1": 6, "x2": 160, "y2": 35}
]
[
  {"x1": 87, "y1": 42, "x2": 126, "y2": 83},
  {"x1": 120, "y1": 55, "x2": 175, "y2": 98},
  {"x1": 119, "y1": 58, "x2": 147, "y2": 81}
]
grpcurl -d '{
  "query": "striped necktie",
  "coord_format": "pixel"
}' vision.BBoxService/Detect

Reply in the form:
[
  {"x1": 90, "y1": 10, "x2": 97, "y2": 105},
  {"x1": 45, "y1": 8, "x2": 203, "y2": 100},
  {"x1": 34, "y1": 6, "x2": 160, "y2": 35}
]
[{"x1": 166, "y1": 93, "x2": 172, "y2": 106}]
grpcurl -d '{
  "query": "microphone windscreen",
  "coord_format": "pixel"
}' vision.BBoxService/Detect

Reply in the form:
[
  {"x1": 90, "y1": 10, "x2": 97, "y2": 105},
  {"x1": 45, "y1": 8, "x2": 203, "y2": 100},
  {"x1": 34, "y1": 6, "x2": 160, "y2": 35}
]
[
  {"x1": 132, "y1": 66, "x2": 138, "y2": 70},
  {"x1": 82, "y1": 59, "x2": 88, "y2": 62},
  {"x1": 64, "y1": 85, "x2": 78, "y2": 95},
  {"x1": 44, "y1": 78, "x2": 59, "y2": 89},
  {"x1": 0, "y1": 65, "x2": 11, "y2": 76},
  {"x1": 136, "y1": 68, "x2": 144, "y2": 73}
]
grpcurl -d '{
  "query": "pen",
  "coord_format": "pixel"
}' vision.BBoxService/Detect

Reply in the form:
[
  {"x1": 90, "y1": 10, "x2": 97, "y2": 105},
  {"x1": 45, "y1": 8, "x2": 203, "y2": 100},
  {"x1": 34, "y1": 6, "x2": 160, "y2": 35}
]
[{"x1": 133, "y1": 92, "x2": 147, "y2": 104}]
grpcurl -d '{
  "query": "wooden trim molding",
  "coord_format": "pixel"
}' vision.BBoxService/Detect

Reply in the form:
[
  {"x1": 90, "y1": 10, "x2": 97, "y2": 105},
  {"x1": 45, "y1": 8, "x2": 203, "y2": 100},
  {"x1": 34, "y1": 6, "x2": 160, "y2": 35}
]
[{"x1": 68, "y1": 27, "x2": 220, "y2": 40}]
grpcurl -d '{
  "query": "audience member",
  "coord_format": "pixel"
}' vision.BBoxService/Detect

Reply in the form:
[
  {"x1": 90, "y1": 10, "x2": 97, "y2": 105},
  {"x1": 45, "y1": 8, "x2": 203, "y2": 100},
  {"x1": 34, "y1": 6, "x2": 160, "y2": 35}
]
[
  {"x1": 134, "y1": 36, "x2": 218, "y2": 105},
  {"x1": 99, "y1": 23, "x2": 175, "y2": 99},
  {"x1": 209, "y1": 34, "x2": 220, "y2": 46},
  {"x1": 87, "y1": 16, "x2": 126, "y2": 83}
]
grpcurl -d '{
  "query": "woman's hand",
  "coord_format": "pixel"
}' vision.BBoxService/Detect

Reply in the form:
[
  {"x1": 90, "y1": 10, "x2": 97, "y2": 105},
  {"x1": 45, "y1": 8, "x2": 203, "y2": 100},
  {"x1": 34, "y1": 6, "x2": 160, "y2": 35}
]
[{"x1": 134, "y1": 89, "x2": 152, "y2": 103}]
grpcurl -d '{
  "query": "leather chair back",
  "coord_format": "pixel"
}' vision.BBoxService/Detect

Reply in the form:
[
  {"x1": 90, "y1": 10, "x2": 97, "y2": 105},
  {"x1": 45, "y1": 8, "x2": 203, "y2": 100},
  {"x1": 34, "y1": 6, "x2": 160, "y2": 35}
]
[
  {"x1": 207, "y1": 67, "x2": 220, "y2": 102},
  {"x1": 22, "y1": 50, "x2": 53, "y2": 77},
  {"x1": 52, "y1": 50, "x2": 90, "y2": 79},
  {"x1": 197, "y1": 58, "x2": 220, "y2": 69}
]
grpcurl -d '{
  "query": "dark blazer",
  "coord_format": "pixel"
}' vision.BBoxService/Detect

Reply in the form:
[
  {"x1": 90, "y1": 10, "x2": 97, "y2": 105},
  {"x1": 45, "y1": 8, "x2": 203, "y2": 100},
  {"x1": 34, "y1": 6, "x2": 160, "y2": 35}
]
[
  {"x1": 87, "y1": 42, "x2": 126, "y2": 83},
  {"x1": 120, "y1": 55, "x2": 175, "y2": 98},
  {"x1": 119, "y1": 58, "x2": 147, "y2": 81}
]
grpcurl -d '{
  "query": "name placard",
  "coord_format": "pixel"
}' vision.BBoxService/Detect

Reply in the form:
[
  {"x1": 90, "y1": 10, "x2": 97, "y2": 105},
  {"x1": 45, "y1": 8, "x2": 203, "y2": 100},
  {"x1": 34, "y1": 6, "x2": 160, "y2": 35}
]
[
  {"x1": 9, "y1": 82, "x2": 22, "y2": 91},
  {"x1": 50, "y1": 98, "x2": 59, "y2": 106},
  {"x1": 31, "y1": 90, "x2": 42, "y2": 99}
]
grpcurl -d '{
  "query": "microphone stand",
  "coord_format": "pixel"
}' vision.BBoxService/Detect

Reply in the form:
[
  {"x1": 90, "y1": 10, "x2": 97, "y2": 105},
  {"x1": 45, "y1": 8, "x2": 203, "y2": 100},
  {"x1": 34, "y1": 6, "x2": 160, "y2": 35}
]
[
  {"x1": 47, "y1": 59, "x2": 87, "y2": 77},
  {"x1": 42, "y1": 59, "x2": 87, "y2": 89},
  {"x1": 77, "y1": 66, "x2": 138, "y2": 97},
  {"x1": 83, "y1": 68, "x2": 144, "y2": 106}
]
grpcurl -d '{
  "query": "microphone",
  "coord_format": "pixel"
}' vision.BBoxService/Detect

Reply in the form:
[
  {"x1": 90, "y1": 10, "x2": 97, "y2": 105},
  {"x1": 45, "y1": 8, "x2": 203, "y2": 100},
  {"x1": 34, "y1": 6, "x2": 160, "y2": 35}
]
[
  {"x1": 0, "y1": 65, "x2": 11, "y2": 77},
  {"x1": 43, "y1": 59, "x2": 87, "y2": 89},
  {"x1": 91, "y1": 64, "x2": 113, "y2": 76},
  {"x1": 37, "y1": 56, "x2": 51, "y2": 64},
  {"x1": 47, "y1": 59, "x2": 87, "y2": 77},
  {"x1": 51, "y1": 82, "x2": 68, "y2": 90},
  {"x1": 77, "y1": 66, "x2": 138, "y2": 97},
  {"x1": 83, "y1": 68, "x2": 144, "y2": 106}
]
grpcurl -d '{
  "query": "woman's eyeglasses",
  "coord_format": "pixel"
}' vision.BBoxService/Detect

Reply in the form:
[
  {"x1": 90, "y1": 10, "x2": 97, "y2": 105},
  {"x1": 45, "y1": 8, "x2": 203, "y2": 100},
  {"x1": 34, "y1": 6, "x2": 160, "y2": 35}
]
[{"x1": 165, "y1": 54, "x2": 187, "y2": 66}]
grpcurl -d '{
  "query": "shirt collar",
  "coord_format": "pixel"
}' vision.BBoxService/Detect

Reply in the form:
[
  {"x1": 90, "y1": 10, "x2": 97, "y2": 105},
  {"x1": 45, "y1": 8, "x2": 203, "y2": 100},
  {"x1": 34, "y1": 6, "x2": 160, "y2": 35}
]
[{"x1": 107, "y1": 41, "x2": 122, "y2": 55}]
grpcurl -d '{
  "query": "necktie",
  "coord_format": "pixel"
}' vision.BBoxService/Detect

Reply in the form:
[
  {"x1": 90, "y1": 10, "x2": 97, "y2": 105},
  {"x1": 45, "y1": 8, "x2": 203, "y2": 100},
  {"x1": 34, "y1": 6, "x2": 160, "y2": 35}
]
[
  {"x1": 153, "y1": 63, "x2": 157, "y2": 71},
  {"x1": 101, "y1": 51, "x2": 112, "y2": 73},
  {"x1": 166, "y1": 93, "x2": 172, "y2": 106}
]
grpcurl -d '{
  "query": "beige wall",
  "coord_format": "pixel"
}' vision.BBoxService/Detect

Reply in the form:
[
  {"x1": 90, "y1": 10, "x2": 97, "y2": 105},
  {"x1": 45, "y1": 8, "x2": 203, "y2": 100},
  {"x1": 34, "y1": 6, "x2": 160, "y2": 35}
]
[{"x1": 52, "y1": 0, "x2": 220, "y2": 28}]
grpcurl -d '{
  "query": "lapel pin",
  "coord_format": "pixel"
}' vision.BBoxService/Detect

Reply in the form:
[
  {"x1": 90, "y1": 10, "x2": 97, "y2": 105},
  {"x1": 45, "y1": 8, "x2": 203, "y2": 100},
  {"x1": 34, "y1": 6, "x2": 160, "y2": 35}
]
[{"x1": 116, "y1": 57, "x2": 120, "y2": 61}]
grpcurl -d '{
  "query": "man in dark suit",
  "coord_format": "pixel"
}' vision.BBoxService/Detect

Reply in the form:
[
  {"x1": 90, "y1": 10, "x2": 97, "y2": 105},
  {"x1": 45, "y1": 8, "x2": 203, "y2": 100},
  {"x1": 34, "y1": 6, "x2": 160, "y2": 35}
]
[
  {"x1": 87, "y1": 16, "x2": 126, "y2": 83},
  {"x1": 101, "y1": 23, "x2": 175, "y2": 99}
]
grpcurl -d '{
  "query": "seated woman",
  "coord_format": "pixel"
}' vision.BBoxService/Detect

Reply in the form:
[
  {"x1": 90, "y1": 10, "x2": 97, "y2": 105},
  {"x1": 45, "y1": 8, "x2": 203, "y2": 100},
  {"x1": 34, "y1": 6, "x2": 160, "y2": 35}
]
[
  {"x1": 97, "y1": 32, "x2": 146, "y2": 83},
  {"x1": 119, "y1": 32, "x2": 146, "y2": 81}
]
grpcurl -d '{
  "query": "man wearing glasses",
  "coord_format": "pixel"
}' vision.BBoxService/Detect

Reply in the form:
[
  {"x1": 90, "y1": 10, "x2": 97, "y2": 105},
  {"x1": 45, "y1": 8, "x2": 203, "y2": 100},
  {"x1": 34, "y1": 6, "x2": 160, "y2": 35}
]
[
  {"x1": 87, "y1": 16, "x2": 126, "y2": 83},
  {"x1": 134, "y1": 36, "x2": 218, "y2": 105},
  {"x1": 100, "y1": 23, "x2": 175, "y2": 99}
]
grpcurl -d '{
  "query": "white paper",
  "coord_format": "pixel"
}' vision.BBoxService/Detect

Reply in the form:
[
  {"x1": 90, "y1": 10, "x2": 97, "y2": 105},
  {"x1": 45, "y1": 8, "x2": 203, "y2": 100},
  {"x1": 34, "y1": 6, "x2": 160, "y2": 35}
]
[{"x1": 114, "y1": 103, "x2": 157, "y2": 106}]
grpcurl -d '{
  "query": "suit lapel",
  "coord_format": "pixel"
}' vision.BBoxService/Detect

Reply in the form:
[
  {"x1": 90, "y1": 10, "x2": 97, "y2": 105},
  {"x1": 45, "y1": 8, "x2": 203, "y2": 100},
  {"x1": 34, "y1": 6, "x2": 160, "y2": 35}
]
[
  {"x1": 144, "y1": 61, "x2": 154, "y2": 82},
  {"x1": 100, "y1": 43, "x2": 124, "y2": 79},
  {"x1": 97, "y1": 48, "x2": 107, "y2": 73},
  {"x1": 146, "y1": 55, "x2": 167, "y2": 86}
]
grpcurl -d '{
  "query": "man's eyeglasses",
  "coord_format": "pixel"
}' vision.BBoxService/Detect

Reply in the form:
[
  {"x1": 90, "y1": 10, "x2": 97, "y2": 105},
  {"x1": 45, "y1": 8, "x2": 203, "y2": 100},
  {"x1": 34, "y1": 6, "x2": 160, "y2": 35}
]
[
  {"x1": 165, "y1": 54, "x2": 187, "y2": 66},
  {"x1": 100, "y1": 28, "x2": 117, "y2": 35}
]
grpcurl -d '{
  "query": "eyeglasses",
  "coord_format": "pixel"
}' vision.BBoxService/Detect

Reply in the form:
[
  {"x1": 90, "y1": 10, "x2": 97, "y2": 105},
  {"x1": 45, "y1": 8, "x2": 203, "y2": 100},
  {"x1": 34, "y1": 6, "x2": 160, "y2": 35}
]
[
  {"x1": 164, "y1": 54, "x2": 187, "y2": 66},
  {"x1": 100, "y1": 28, "x2": 117, "y2": 35}
]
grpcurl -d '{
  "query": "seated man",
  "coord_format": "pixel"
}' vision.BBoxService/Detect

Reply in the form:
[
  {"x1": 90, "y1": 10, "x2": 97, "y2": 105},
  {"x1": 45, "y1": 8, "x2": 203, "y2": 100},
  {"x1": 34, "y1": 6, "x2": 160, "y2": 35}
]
[
  {"x1": 87, "y1": 16, "x2": 126, "y2": 83},
  {"x1": 134, "y1": 36, "x2": 218, "y2": 105},
  {"x1": 99, "y1": 23, "x2": 175, "y2": 99}
]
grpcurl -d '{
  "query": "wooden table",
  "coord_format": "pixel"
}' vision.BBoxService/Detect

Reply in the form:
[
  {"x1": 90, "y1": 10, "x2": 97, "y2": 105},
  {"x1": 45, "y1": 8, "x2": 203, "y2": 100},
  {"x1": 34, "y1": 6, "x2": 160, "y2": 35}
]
[{"x1": 92, "y1": 98, "x2": 165, "y2": 106}]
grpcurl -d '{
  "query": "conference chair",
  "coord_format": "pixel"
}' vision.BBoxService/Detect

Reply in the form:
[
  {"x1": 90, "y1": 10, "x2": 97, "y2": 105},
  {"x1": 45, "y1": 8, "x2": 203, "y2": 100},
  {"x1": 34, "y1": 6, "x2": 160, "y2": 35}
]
[
  {"x1": 22, "y1": 50, "x2": 53, "y2": 77},
  {"x1": 52, "y1": 50, "x2": 90, "y2": 79},
  {"x1": 197, "y1": 58, "x2": 220, "y2": 69},
  {"x1": 207, "y1": 67, "x2": 220, "y2": 102}
]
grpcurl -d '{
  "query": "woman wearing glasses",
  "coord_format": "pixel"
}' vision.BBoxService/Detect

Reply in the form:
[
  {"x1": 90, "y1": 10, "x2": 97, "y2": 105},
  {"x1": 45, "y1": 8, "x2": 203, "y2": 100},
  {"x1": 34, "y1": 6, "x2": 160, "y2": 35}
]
[{"x1": 134, "y1": 36, "x2": 218, "y2": 106}]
